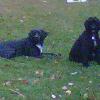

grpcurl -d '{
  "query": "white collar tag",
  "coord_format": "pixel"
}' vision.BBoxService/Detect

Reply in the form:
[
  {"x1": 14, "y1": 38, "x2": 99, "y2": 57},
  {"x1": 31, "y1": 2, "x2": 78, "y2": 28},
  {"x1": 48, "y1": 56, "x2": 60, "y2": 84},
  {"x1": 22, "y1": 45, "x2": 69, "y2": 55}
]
[
  {"x1": 36, "y1": 44, "x2": 43, "y2": 53},
  {"x1": 92, "y1": 36, "x2": 95, "y2": 40}
]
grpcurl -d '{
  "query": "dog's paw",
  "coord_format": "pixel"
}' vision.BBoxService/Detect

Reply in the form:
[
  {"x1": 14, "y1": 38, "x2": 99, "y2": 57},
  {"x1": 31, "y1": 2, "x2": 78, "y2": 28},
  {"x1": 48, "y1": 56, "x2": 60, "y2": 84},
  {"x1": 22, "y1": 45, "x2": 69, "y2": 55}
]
[{"x1": 83, "y1": 63, "x2": 90, "y2": 68}]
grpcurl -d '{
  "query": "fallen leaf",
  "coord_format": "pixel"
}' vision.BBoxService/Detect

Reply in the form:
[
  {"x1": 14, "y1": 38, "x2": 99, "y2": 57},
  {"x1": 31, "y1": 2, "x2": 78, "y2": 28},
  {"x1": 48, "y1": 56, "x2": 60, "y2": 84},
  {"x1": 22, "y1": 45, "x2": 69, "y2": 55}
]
[
  {"x1": 25, "y1": 56, "x2": 29, "y2": 59},
  {"x1": 65, "y1": 90, "x2": 71, "y2": 95},
  {"x1": 50, "y1": 74, "x2": 55, "y2": 80},
  {"x1": 22, "y1": 80, "x2": 29, "y2": 85},
  {"x1": 42, "y1": 1, "x2": 47, "y2": 3},
  {"x1": 54, "y1": 60, "x2": 59, "y2": 64},
  {"x1": 3, "y1": 81, "x2": 11, "y2": 86},
  {"x1": 35, "y1": 70, "x2": 44, "y2": 77},
  {"x1": 62, "y1": 86, "x2": 68, "y2": 91},
  {"x1": 59, "y1": 94, "x2": 62, "y2": 98},
  {"x1": 51, "y1": 94, "x2": 56, "y2": 99},
  {"x1": 33, "y1": 79, "x2": 40, "y2": 84},
  {"x1": 80, "y1": 76, "x2": 87, "y2": 80},
  {"x1": 22, "y1": 16, "x2": 26, "y2": 19},
  {"x1": 48, "y1": 12, "x2": 51, "y2": 15},
  {"x1": 89, "y1": 81, "x2": 92, "y2": 84},
  {"x1": 83, "y1": 93, "x2": 88, "y2": 99},
  {"x1": 20, "y1": 19, "x2": 24, "y2": 23},
  {"x1": 68, "y1": 82, "x2": 74, "y2": 86},
  {"x1": 18, "y1": 78, "x2": 23, "y2": 80},
  {"x1": 70, "y1": 72, "x2": 78, "y2": 75}
]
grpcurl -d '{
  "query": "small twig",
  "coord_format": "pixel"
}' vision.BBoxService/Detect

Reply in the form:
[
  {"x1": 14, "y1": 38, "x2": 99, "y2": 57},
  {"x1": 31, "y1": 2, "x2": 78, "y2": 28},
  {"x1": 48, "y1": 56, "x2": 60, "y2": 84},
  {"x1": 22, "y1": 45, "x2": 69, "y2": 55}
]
[
  {"x1": 41, "y1": 52, "x2": 62, "y2": 59},
  {"x1": 92, "y1": 90, "x2": 96, "y2": 100},
  {"x1": 9, "y1": 89, "x2": 25, "y2": 98}
]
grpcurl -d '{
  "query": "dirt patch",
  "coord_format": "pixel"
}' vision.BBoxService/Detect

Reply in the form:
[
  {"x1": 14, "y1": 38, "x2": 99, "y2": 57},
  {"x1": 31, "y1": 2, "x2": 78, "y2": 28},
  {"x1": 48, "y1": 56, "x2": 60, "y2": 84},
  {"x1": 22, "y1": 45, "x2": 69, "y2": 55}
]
[
  {"x1": 22, "y1": 0, "x2": 55, "y2": 11},
  {"x1": 0, "y1": 0, "x2": 55, "y2": 15},
  {"x1": 0, "y1": 4, "x2": 6, "y2": 14},
  {"x1": 24, "y1": 0, "x2": 41, "y2": 4}
]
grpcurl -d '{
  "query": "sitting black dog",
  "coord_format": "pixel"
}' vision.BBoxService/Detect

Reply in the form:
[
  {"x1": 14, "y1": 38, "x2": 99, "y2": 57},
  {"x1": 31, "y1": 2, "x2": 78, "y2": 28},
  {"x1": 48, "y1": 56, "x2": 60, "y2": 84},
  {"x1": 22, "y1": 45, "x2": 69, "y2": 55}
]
[
  {"x1": 69, "y1": 17, "x2": 100, "y2": 67},
  {"x1": 0, "y1": 29, "x2": 48, "y2": 59}
]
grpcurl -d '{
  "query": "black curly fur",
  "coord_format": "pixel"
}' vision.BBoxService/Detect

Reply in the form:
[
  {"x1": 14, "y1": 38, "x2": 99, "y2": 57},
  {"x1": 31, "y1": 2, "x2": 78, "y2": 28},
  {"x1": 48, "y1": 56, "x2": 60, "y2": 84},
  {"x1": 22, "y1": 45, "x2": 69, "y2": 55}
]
[
  {"x1": 0, "y1": 29, "x2": 48, "y2": 59},
  {"x1": 69, "y1": 17, "x2": 100, "y2": 67}
]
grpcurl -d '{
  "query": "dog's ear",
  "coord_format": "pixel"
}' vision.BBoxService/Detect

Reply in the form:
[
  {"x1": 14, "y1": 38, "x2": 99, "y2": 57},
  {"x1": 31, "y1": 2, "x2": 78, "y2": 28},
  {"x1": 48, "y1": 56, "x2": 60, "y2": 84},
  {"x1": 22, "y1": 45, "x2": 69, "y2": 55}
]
[
  {"x1": 28, "y1": 29, "x2": 37, "y2": 37},
  {"x1": 40, "y1": 29, "x2": 49, "y2": 37},
  {"x1": 93, "y1": 17, "x2": 100, "y2": 22},
  {"x1": 84, "y1": 17, "x2": 94, "y2": 30},
  {"x1": 94, "y1": 17, "x2": 100, "y2": 30}
]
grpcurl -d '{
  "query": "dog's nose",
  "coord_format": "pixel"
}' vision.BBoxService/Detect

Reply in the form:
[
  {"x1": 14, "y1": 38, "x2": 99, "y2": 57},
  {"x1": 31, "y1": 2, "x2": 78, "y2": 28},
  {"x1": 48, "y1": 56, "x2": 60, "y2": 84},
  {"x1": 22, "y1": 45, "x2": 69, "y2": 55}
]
[
  {"x1": 34, "y1": 34, "x2": 39, "y2": 38},
  {"x1": 91, "y1": 24, "x2": 96, "y2": 29}
]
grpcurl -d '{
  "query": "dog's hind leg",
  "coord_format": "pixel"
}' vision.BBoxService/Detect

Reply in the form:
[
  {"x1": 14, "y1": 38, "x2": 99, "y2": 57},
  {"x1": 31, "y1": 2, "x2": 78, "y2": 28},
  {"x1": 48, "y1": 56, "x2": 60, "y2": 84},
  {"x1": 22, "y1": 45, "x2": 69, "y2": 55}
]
[{"x1": 0, "y1": 48, "x2": 15, "y2": 59}]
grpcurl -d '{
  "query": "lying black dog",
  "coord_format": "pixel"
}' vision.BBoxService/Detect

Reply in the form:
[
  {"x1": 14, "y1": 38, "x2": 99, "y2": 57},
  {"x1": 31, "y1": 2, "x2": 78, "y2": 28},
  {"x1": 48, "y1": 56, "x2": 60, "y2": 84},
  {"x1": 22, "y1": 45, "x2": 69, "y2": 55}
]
[
  {"x1": 69, "y1": 17, "x2": 100, "y2": 67},
  {"x1": 0, "y1": 29, "x2": 48, "y2": 59}
]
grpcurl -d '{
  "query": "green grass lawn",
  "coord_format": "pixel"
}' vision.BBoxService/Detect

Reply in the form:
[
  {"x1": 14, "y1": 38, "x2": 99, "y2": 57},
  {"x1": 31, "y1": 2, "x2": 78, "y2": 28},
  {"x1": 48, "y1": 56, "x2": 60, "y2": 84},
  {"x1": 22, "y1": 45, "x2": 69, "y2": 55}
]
[{"x1": 0, "y1": 0, "x2": 100, "y2": 100}]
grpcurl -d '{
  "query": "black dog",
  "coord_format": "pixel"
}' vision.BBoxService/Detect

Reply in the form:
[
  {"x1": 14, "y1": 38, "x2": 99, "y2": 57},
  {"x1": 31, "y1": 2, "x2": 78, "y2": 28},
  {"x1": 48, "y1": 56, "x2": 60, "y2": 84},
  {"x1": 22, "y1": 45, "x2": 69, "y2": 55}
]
[
  {"x1": 69, "y1": 17, "x2": 100, "y2": 67},
  {"x1": 0, "y1": 29, "x2": 48, "y2": 59}
]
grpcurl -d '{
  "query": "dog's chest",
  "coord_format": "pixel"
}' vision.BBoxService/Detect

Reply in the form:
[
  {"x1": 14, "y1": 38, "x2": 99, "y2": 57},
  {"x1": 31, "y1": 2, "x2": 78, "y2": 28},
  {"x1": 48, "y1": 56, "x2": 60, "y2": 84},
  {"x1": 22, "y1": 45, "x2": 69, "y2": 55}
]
[
  {"x1": 91, "y1": 35, "x2": 97, "y2": 47},
  {"x1": 36, "y1": 44, "x2": 43, "y2": 53}
]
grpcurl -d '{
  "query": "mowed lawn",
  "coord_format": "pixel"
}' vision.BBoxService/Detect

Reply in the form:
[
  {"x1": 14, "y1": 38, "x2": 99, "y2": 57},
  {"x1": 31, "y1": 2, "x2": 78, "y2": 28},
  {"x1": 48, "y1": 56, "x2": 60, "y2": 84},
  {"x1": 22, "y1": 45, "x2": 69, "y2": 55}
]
[{"x1": 0, "y1": 0, "x2": 100, "y2": 100}]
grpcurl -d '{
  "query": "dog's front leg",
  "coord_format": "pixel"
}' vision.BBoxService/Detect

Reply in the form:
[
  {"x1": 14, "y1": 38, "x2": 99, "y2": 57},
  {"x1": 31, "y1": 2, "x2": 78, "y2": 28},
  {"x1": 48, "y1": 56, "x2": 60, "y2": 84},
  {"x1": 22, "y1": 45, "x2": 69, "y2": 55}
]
[
  {"x1": 81, "y1": 46, "x2": 90, "y2": 67},
  {"x1": 95, "y1": 48, "x2": 100, "y2": 64},
  {"x1": 29, "y1": 47, "x2": 42, "y2": 58}
]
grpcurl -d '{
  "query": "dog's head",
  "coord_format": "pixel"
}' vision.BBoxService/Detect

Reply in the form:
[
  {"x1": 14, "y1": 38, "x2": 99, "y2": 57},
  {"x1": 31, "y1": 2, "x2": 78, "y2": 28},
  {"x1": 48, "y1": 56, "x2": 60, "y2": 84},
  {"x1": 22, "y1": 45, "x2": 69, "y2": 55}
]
[
  {"x1": 84, "y1": 17, "x2": 100, "y2": 33},
  {"x1": 28, "y1": 29, "x2": 48, "y2": 44}
]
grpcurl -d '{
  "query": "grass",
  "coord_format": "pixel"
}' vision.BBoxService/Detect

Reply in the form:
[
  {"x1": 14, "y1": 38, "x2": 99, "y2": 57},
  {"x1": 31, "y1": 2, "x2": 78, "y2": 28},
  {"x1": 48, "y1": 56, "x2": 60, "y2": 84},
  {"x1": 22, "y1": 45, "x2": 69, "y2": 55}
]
[{"x1": 0, "y1": 0, "x2": 100, "y2": 100}]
